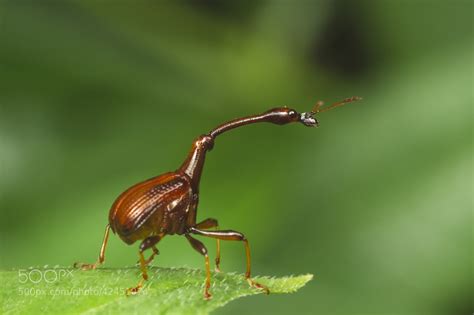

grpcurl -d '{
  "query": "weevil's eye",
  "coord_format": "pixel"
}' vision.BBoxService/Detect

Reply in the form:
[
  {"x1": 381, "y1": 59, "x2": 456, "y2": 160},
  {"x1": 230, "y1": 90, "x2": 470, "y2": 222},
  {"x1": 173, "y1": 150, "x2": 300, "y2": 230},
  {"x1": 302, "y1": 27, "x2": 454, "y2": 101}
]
[{"x1": 288, "y1": 110, "x2": 298, "y2": 118}]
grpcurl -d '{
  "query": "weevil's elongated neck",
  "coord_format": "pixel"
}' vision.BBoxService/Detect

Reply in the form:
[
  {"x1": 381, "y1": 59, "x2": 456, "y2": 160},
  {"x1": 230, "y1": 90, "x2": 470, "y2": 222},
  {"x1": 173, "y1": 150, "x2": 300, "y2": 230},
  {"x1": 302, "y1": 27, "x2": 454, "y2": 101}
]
[
  {"x1": 178, "y1": 109, "x2": 300, "y2": 191},
  {"x1": 209, "y1": 111, "x2": 288, "y2": 138}
]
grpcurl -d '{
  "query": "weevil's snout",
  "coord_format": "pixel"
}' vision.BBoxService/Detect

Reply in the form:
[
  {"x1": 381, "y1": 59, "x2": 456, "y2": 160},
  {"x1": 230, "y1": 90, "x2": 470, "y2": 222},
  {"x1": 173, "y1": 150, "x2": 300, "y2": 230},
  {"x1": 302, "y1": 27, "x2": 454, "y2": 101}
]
[{"x1": 299, "y1": 112, "x2": 319, "y2": 127}]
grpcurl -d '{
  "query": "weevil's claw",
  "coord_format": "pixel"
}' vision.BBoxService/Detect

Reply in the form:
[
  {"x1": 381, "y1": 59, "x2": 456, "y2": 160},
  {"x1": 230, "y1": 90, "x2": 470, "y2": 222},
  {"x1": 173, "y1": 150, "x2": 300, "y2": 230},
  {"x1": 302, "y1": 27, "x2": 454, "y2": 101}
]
[
  {"x1": 247, "y1": 278, "x2": 270, "y2": 295},
  {"x1": 204, "y1": 290, "x2": 212, "y2": 300},
  {"x1": 73, "y1": 262, "x2": 97, "y2": 270},
  {"x1": 126, "y1": 286, "x2": 141, "y2": 296},
  {"x1": 215, "y1": 258, "x2": 221, "y2": 272},
  {"x1": 126, "y1": 281, "x2": 143, "y2": 296}
]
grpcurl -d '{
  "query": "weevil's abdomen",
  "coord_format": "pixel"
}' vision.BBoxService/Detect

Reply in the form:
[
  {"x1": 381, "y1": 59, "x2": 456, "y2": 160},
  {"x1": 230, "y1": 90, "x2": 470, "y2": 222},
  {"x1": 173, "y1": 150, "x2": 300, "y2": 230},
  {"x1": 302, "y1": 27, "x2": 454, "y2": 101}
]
[{"x1": 108, "y1": 172, "x2": 193, "y2": 244}]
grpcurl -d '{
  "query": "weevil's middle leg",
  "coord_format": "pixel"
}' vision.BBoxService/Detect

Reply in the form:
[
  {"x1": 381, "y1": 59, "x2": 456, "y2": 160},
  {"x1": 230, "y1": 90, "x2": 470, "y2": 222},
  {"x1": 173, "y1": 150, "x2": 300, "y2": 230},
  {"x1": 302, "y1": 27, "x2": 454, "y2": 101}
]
[
  {"x1": 74, "y1": 224, "x2": 110, "y2": 270},
  {"x1": 136, "y1": 245, "x2": 159, "y2": 266},
  {"x1": 195, "y1": 218, "x2": 221, "y2": 272},
  {"x1": 189, "y1": 227, "x2": 270, "y2": 294},
  {"x1": 144, "y1": 245, "x2": 160, "y2": 265},
  {"x1": 185, "y1": 234, "x2": 212, "y2": 300},
  {"x1": 126, "y1": 235, "x2": 162, "y2": 296}
]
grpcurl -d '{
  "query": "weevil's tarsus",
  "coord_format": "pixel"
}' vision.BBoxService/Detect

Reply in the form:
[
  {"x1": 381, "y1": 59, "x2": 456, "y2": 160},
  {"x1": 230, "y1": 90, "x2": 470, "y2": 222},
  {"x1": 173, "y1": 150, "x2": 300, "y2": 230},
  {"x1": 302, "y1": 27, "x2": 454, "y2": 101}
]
[
  {"x1": 126, "y1": 279, "x2": 144, "y2": 296},
  {"x1": 243, "y1": 239, "x2": 270, "y2": 294},
  {"x1": 247, "y1": 277, "x2": 270, "y2": 294},
  {"x1": 204, "y1": 254, "x2": 212, "y2": 299},
  {"x1": 73, "y1": 224, "x2": 110, "y2": 270}
]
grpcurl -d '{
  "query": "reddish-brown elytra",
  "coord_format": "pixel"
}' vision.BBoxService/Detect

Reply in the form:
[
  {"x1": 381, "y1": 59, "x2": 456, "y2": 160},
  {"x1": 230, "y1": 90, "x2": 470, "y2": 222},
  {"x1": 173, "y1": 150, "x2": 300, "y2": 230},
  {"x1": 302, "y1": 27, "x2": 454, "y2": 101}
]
[{"x1": 74, "y1": 97, "x2": 361, "y2": 299}]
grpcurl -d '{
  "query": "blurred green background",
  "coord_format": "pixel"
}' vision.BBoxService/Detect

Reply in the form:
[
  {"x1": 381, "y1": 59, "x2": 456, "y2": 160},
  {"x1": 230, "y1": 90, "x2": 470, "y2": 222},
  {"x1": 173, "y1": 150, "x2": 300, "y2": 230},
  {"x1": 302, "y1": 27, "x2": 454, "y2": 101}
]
[{"x1": 0, "y1": 1, "x2": 472, "y2": 314}]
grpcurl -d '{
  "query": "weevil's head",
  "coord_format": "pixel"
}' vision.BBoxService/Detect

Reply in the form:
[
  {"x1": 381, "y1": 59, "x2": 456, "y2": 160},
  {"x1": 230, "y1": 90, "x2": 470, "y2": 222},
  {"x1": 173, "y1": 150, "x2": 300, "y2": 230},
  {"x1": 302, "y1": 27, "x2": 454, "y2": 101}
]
[
  {"x1": 263, "y1": 107, "x2": 318, "y2": 127},
  {"x1": 195, "y1": 134, "x2": 215, "y2": 151},
  {"x1": 299, "y1": 111, "x2": 319, "y2": 127},
  {"x1": 298, "y1": 96, "x2": 362, "y2": 127}
]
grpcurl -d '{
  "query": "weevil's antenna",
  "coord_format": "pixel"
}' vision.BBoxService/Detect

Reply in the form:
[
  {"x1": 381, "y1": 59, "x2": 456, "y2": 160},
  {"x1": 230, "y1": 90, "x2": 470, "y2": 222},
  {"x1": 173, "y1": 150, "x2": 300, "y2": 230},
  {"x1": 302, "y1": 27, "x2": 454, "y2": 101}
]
[
  {"x1": 299, "y1": 96, "x2": 362, "y2": 127},
  {"x1": 311, "y1": 96, "x2": 362, "y2": 114}
]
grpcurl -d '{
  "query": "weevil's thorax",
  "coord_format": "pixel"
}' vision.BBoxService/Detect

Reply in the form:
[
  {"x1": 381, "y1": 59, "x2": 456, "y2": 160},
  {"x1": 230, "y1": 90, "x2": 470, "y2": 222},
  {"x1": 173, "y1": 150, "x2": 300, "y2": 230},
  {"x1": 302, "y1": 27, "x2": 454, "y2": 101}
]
[
  {"x1": 178, "y1": 134, "x2": 214, "y2": 192},
  {"x1": 157, "y1": 181, "x2": 194, "y2": 236}
]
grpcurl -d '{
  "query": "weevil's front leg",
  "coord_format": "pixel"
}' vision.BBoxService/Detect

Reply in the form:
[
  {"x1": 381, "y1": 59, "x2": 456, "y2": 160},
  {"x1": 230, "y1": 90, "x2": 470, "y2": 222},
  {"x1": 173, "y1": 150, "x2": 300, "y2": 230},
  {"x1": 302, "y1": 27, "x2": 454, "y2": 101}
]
[
  {"x1": 127, "y1": 235, "x2": 161, "y2": 295},
  {"x1": 195, "y1": 218, "x2": 221, "y2": 272},
  {"x1": 185, "y1": 234, "x2": 212, "y2": 300},
  {"x1": 74, "y1": 224, "x2": 110, "y2": 270},
  {"x1": 189, "y1": 227, "x2": 270, "y2": 294}
]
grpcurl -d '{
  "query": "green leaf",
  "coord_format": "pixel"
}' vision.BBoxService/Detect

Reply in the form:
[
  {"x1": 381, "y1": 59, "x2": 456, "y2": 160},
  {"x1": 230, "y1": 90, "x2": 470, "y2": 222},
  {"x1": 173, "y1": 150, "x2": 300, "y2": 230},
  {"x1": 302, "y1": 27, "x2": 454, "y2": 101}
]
[{"x1": 1, "y1": 267, "x2": 313, "y2": 315}]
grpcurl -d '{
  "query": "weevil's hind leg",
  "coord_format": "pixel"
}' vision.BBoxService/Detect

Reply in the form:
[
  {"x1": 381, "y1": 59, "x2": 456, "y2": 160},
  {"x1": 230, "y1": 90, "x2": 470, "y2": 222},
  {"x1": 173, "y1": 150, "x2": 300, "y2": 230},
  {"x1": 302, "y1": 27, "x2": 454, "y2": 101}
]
[
  {"x1": 195, "y1": 218, "x2": 221, "y2": 272},
  {"x1": 74, "y1": 224, "x2": 111, "y2": 270},
  {"x1": 185, "y1": 234, "x2": 212, "y2": 300},
  {"x1": 126, "y1": 235, "x2": 161, "y2": 296},
  {"x1": 189, "y1": 227, "x2": 270, "y2": 294}
]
